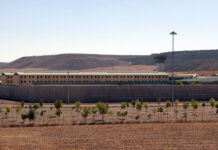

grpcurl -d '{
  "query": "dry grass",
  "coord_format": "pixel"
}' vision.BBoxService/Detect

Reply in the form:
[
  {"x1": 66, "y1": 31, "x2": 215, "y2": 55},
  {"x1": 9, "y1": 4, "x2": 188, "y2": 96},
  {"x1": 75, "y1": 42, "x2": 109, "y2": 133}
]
[{"x1": 0, "y1": 123, "x2": 218, "y2": 150}]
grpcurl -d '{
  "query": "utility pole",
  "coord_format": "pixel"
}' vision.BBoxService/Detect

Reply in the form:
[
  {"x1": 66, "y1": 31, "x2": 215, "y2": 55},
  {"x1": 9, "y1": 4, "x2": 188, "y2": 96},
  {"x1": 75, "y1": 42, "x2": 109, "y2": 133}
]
[{"x1": 170, "y1": 31, "x2": 177, "y2": 106}]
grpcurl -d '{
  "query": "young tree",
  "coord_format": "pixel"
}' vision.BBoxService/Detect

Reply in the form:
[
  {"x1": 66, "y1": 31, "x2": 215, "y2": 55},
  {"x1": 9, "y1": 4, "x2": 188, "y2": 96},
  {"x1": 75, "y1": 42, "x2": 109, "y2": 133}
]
[
  {"x1": 20, "y1": 100, "x2": 24, "y2": 108},
  {"x1": 201, "y1": 102, "x2": 206, "y2": 121},
  {"x1": 91, "y1": 106, "x2": 98, "y2": 122},
  {"x1": 144, "y1": 102, "x2": 149, "y2": 112},
  {"x1": 72, "y1": 101, "x2": 82, "y2": 121},
  {"x1": 5, "y1": 105, "x2": 11, "y2": 115},
  {"x1": 119, "y1": 102, "x2": 128, "y2": 122},
  {"x1": 56, "y1": 109, "x2": 62, "y2": 125},
  {"x1": 81, "y1": 107, "x2": 91, "y2": 124},
  {"x1": 4, "y1": 105, "x2": 12, "y2": 124},
  {"x1": 54, "y1": 99, "x2": 63, "y2": 125},
  {"x1": 183, "y1": 102, "x2": 190, "y2": 121},
  {"x1": 192, "y1": 100, "x2": 198, "y2": 121},
  {"x1": 157, "y1": 98, "x2": 161, "y2": 107},
  {"x1": 209, "y1": 98, "x2": 216, "y2": 121},
  {"x1": 21, "y1": 113, "x2": 28, "y2": 125},
  {"x1": 174, "y1": 99, "x2": 179, "y2": 121},
  {"x1": 0, "y1": 108, "x2": 3, "y2": 126},
  {"x1": 175, "y1": 99, "x2": 179, "y2": 108},
  {"x1": 120, "y1": 102, "x2": 127, "y2": 110},
  {"x1": 40, "y1": 110, "x2": 46, "y2": 125},
  {"x1": 28, "y1": 108, "x2": 36, "y2": 124},
  {"x1": 107, "y1": 111, "x2": 114, "y2": 123},
  {"x1": 135, "y1": 101, "x2": 142, "y2": 121},
  {"x1": 39, "y1": 99, "x2": 44, "y2": 107},
  {"x1": 215, "y1": 103, "x2": 218, "y2": 114},
  {"x1": 16, "y1": 103, "x2": 22, "y2": 118},
  {"x1": 55, "y1": 99, "x2": 63, "y2": 110},
  {"x1": 165, "y1": 100, "x2": 171, "y2": 122},
  {"x1": 157, "y1": 107, "x2": 164, "y2": 122},
  {"x1": 131, "y1": 100, "x2": 136, "y2": 109},
  {"x1": 118, "y1": 111, "x2": 128, "y2": 122},
  {"x1": 96, "y1": 102, "x2": 109, "y2": 121}
]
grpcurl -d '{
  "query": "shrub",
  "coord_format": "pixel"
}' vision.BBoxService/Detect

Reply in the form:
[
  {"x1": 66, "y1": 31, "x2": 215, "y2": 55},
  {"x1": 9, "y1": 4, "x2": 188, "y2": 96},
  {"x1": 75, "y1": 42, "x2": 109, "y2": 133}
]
[
  {"x1": 33, "y1": 104, "x2": 40, "y2": 110},
  {"x1": 5, "y1": 105, "x2": 11, "y2": 115}
]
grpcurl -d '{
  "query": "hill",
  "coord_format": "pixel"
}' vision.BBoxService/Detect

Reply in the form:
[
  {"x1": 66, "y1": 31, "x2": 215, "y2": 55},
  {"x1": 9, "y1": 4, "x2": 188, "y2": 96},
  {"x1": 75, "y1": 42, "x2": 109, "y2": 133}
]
[
  {"x1": 0, "y1": 62, "x2": 7, "y2": 68},
  {"x1": 1, "y1": 50, "x2": 218, "y2": 72}
]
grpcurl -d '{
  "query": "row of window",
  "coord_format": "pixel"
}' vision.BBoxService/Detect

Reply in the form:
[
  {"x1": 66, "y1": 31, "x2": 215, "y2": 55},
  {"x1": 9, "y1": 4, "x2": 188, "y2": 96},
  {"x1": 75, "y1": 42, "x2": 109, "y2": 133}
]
[
  {"x1": 20, "y1": 75, "x2": 168, "y2": 79},
  {"x1": 20, "y1": 80, "x2": 167, "y2": 84}
]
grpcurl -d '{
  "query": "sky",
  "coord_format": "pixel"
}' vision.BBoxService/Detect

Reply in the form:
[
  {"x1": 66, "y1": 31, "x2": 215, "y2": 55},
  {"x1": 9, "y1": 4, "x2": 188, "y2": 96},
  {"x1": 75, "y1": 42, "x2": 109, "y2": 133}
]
[{"x1": 0, "y1": 0, "x2": 218, "y2": 62}]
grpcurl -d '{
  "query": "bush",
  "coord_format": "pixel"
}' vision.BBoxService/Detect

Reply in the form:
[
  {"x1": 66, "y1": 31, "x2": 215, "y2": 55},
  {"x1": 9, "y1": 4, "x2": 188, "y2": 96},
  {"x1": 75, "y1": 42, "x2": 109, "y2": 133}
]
[
  {"x1": 5, "y1": 105, "x2": 11, "y2": 115},
  {"x1": 33, "y1": 104, "x2": 40, "y2": 110}
]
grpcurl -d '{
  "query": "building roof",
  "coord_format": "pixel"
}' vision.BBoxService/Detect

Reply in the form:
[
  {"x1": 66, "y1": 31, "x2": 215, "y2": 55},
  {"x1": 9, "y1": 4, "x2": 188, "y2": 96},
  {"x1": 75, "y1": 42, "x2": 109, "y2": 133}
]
[
  {"x1": 182, "y1": 76, "x2": 218, "y2": 83},
  {"x1": 0, "y1": 71, "x2": 169, "y2": 76}
]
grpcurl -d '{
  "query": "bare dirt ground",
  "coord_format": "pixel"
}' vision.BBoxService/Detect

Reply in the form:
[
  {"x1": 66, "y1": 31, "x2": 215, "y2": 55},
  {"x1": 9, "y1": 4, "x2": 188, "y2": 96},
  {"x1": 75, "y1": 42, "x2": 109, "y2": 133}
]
[{"x1": 0, "y1": 122, "x2": 218, "y2": 150}]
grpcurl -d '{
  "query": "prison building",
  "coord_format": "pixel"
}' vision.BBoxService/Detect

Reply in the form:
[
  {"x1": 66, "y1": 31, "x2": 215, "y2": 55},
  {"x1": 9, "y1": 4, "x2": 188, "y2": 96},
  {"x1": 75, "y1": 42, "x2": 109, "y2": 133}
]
[{"x1": 0, "y1": 71, "x2": 169, "y2": 86}]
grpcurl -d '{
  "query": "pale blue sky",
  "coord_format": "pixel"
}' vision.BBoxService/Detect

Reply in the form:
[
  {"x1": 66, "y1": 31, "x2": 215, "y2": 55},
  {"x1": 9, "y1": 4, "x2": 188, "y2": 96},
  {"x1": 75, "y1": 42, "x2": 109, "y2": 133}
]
[{"x1": 0, "y1": 0, "x2": 218, "y2": 62}]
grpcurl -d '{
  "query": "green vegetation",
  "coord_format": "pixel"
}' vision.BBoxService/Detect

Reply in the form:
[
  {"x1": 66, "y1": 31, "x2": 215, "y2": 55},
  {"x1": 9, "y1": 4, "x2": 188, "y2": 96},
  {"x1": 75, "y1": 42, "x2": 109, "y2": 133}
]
[
  {"x1": 96, "y1": 102, "x2": 109, "y2": 121},
  {"x1": 81, "y1": 107, "x2": 91, "y2": 124},
  {"x1": 39, "y1": 99, "x2": 44, "y2": 107},
  {"x1": 165, "y1": 100, "x2": 171, "y2": 122},
  {"x1": 54, "y1": 99, "x2": 63, "y2": 125},
  {"x1": 183, "y1": 102, "x2": 190, "y2": 121}
]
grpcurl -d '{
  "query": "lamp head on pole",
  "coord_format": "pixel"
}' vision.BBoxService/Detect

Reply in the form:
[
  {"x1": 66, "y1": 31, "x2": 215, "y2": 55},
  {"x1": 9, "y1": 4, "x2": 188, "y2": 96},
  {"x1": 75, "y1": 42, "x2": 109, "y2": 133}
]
[{"x1": 170, "y1": 31, "x2": 177, "y2": 35}]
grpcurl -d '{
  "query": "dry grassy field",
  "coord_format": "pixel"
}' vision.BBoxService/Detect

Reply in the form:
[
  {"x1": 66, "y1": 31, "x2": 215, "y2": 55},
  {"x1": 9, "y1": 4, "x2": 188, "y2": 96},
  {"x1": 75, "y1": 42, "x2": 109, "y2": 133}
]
[{"x1": 0, "y1": 122, "x2": 218, "y2": 150}]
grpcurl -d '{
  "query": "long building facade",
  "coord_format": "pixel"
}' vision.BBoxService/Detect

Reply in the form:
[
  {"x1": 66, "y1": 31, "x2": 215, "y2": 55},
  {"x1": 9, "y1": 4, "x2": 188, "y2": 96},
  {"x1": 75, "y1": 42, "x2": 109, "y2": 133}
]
[{"x1": 0, "y1": 71, "x2": 169, "y2": 86}]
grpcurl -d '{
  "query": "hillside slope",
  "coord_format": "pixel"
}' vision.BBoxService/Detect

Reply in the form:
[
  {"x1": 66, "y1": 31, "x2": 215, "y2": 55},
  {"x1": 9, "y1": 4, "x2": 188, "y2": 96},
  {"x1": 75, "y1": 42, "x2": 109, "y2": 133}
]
[
  {"x1": 1, "y1": 50, "x2": 218, "y2": 71},
  {"x1": 1, "y1": 54, "x2": 133, "y2": 70},
  {"x1": 0, "y1": 62, "x2": 7, "y2": 68}
]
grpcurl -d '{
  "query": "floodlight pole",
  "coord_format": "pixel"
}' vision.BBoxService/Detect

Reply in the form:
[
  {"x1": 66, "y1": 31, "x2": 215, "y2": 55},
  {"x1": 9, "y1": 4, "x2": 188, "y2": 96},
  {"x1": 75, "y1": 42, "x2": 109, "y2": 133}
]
[
  {"x1": 67, "y1": 71, "x2": 69, "y2": 104},
  {"x1": 170, "y1": 31, "x2": 177, "y2": 106}
]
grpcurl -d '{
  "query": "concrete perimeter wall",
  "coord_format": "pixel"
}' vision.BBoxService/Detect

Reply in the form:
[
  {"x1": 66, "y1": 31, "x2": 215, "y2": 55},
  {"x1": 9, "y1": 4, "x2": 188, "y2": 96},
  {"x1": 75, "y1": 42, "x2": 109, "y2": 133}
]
[{"x1": 0, "y1": 85, "x2": 218, "y2": 103}]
